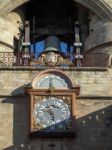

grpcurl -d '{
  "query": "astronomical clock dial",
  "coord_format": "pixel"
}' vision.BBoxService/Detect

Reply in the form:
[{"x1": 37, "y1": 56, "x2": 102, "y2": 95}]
[
  {"x1": 37, "y1": 74, "x2": 68, "y2": 88},
  {"x1": 33, "y1": 97, "x2": 72, "y2": 132}
]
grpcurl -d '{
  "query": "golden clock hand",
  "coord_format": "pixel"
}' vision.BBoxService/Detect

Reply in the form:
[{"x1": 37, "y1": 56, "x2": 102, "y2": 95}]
[
  {"x1": 49, "y1": 78, "x2": 53, "y2": 88},
  {"x1": 48, "y1": 106, "x2": 55, "y2": 115},
  {"x1": 45, "y1": 106, "x2": 55, "y2": 121},
  {"x1": 43, "y1": 106, "x2": 54, "y2": 115},
  {"x1": 51, "y1": 115, "x2": 55, "y2": 121}
]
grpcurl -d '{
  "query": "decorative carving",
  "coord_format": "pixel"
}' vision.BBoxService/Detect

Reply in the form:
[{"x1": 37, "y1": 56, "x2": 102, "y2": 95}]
[
  {"x1": 44, "y1": 52, "x2": 58, "y2": 66},
  {"x1": 0, "y1": 52, "x2": 16, "y2": 66},
  {"x1": 30, "y1": 52, "x2": 72, "y2": 67},
  {"x1": 33, "y1": 119, "x2": 43, "y2": 131}
]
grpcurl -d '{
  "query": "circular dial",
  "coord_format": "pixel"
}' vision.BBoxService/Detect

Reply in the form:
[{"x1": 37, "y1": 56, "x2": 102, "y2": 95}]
[
  {"x1": 34, "y1": 97, "x2": 70, "y2": 130},
  {"x1": 37, "y1": 74, "x2": 68, "y2": 88}
]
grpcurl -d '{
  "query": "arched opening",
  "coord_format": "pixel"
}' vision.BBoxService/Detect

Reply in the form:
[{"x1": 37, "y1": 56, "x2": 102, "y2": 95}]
[
  {"x1": 6, "y1": 0, "x2": 90, "y2": 66},
  {"x1": 0, "y1": 0, "x2": 111, "y2": 67},
  {"x1": 1, "y1": 0, "x2": 112, "y2": 20}
]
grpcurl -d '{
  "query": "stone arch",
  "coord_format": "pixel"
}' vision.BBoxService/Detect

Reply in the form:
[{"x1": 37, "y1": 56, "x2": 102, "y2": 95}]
[
  {"x1": 75, "y1": 0, "x2": 112, "y2": 20},
  {"x1": 0, "y1": 0, "x2": 112, "y2": 20},
  {"x1": 0, "y1": 0, "x2": 29, "y2": 17},
  {"x1": 31, "y1": 69, "x2": 75, "y2": 89}
]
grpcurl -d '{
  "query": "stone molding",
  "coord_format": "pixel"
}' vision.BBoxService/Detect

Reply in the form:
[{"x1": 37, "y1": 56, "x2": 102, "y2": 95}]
[
  {"x1": 75, "y1": 0, "x2": 112, "y2": 20},
  {"x1": 0, "y1": 66, "x2": 108, "y2": 71},
  {"x1": 0, "y1": 0, "x2": 112, "y2": 20}
]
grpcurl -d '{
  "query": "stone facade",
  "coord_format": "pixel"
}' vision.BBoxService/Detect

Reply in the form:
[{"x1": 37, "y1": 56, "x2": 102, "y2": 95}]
[
  {"x1": 0, "y1": 67, "x2": 111, "y2": 96},
  {"x1": 0, "y1": 9, "x2": 24, "y2": 53},
  {"x1": 0, "y1": 0, "x2": 112, "y2": 150},
  {"x1": 0, "y1": 97, "x2": 112, "y2": 150},
  {"x1": 0, "y1": 67, "x2": 112, "y2": 150}
]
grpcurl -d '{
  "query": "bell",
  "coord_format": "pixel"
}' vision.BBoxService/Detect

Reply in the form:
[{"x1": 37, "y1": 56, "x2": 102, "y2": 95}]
[{"x1": 44, "y1": 36, "x2": 61, "y2": 52}]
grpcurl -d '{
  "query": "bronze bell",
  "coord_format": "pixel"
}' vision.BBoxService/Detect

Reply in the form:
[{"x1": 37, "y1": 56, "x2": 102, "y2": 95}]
[
  {"x1": 44, "y1": 36, "x2": 61, "y2": 52},
  {"x1": 41, "y1": 36, "x2": 61, "y2": 66}
]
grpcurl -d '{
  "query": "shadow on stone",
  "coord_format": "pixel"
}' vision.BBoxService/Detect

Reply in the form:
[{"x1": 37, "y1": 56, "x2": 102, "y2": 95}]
[{"x1": 1, "y1": 92, "x2": 112, "y2": 150}]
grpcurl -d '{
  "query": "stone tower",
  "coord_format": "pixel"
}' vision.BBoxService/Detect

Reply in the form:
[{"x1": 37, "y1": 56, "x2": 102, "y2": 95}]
[{"x1": 0, "y1": 0, "x2": 112, "y2": 150}]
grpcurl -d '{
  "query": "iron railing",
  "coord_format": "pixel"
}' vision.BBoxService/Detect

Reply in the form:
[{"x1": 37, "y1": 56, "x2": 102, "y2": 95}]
[
  {"x1": 0, "y1": 52, "x2": 39, "y2": 66},
  {"x1": 0, "y1": 52, "x2": 110, "y2": 67}
]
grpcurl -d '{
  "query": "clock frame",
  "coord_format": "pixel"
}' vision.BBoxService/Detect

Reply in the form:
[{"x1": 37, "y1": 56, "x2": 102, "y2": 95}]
[
  {"x1": 26, "y1": 69, "x2": 80, "y2": 138},
  {"x1": 26, "y1": 88, "x2": 80, "y2": 138},
  {"x1": 33, "y1": 96, "x2": 71, "y2": 130}
]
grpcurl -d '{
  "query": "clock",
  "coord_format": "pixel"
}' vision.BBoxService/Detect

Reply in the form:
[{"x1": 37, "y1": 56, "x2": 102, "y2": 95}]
[
  {"x1": 28, "y1": 94, "x2": 76, "y2": 138},
  {"x1": 37, "y1": 74, "x2": 68, "y2": 88},
  {"x1": 33, "y1": 97, "x2": 71, "y2": 131},
  {"x1": 26, "y1": 70, "x2": 80, "y2": 138}
]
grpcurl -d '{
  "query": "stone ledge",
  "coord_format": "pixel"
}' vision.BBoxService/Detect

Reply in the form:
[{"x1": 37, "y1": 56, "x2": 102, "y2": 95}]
[
  {"x1": 0, "y1": 95, "x2": 112, "y2": 100},
  {"x1": 0, "y1": 66, "x2": 108, "y2": 71},
  {"x1": 77, "y1": 96, "x2": 112, "y2": 100}
]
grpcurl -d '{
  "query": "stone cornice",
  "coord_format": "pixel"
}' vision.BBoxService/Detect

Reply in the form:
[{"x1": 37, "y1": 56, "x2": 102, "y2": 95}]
[{"x1": 0, "y1": 66, "x2": 108, "y2": 71}]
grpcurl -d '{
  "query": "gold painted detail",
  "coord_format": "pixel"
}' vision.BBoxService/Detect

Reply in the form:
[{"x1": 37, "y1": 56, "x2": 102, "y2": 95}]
[
  {"x1": 49, "y1": 87, "x2": 55, "y2": 96},
  {"x1": 33, "y1": 119, "x2": 43, "y2": 131},
  {"x1": 30, "y1": 53, "x2": 72, "y2": 67}
]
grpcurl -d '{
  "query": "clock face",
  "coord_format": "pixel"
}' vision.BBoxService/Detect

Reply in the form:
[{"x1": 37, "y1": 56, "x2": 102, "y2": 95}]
[
  {"x1": 33, "y1": 97, "x2": 71, "y2": 131},
  {"x1": 37, "y1": 74, "x2": 68, "y2": 88}
]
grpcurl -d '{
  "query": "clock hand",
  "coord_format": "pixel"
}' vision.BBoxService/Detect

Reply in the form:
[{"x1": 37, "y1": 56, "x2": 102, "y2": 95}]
[
  {"x1": 43, "y1": 106, "x2": 54, "y2": 115},
  {"x1": 44, "y1": 106, "x2": 55, "y2": 121},
  {"x1": 48, "y1": 106, "x2": 55, "y2": 115},
  {"x1": 49, "y1": 78, "x2": 53, "y2": 88},
  {"x1": 51, "y1": 115, "x2": 55, "y2": 121},
  {"x1": 43, "y1": 105, "x2": 60, "y2": 122}
]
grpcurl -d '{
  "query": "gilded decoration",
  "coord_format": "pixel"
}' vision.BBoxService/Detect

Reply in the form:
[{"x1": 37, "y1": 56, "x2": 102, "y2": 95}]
[{"x1": 30, "y1": 52, "x2": 72, "y2": 67}]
